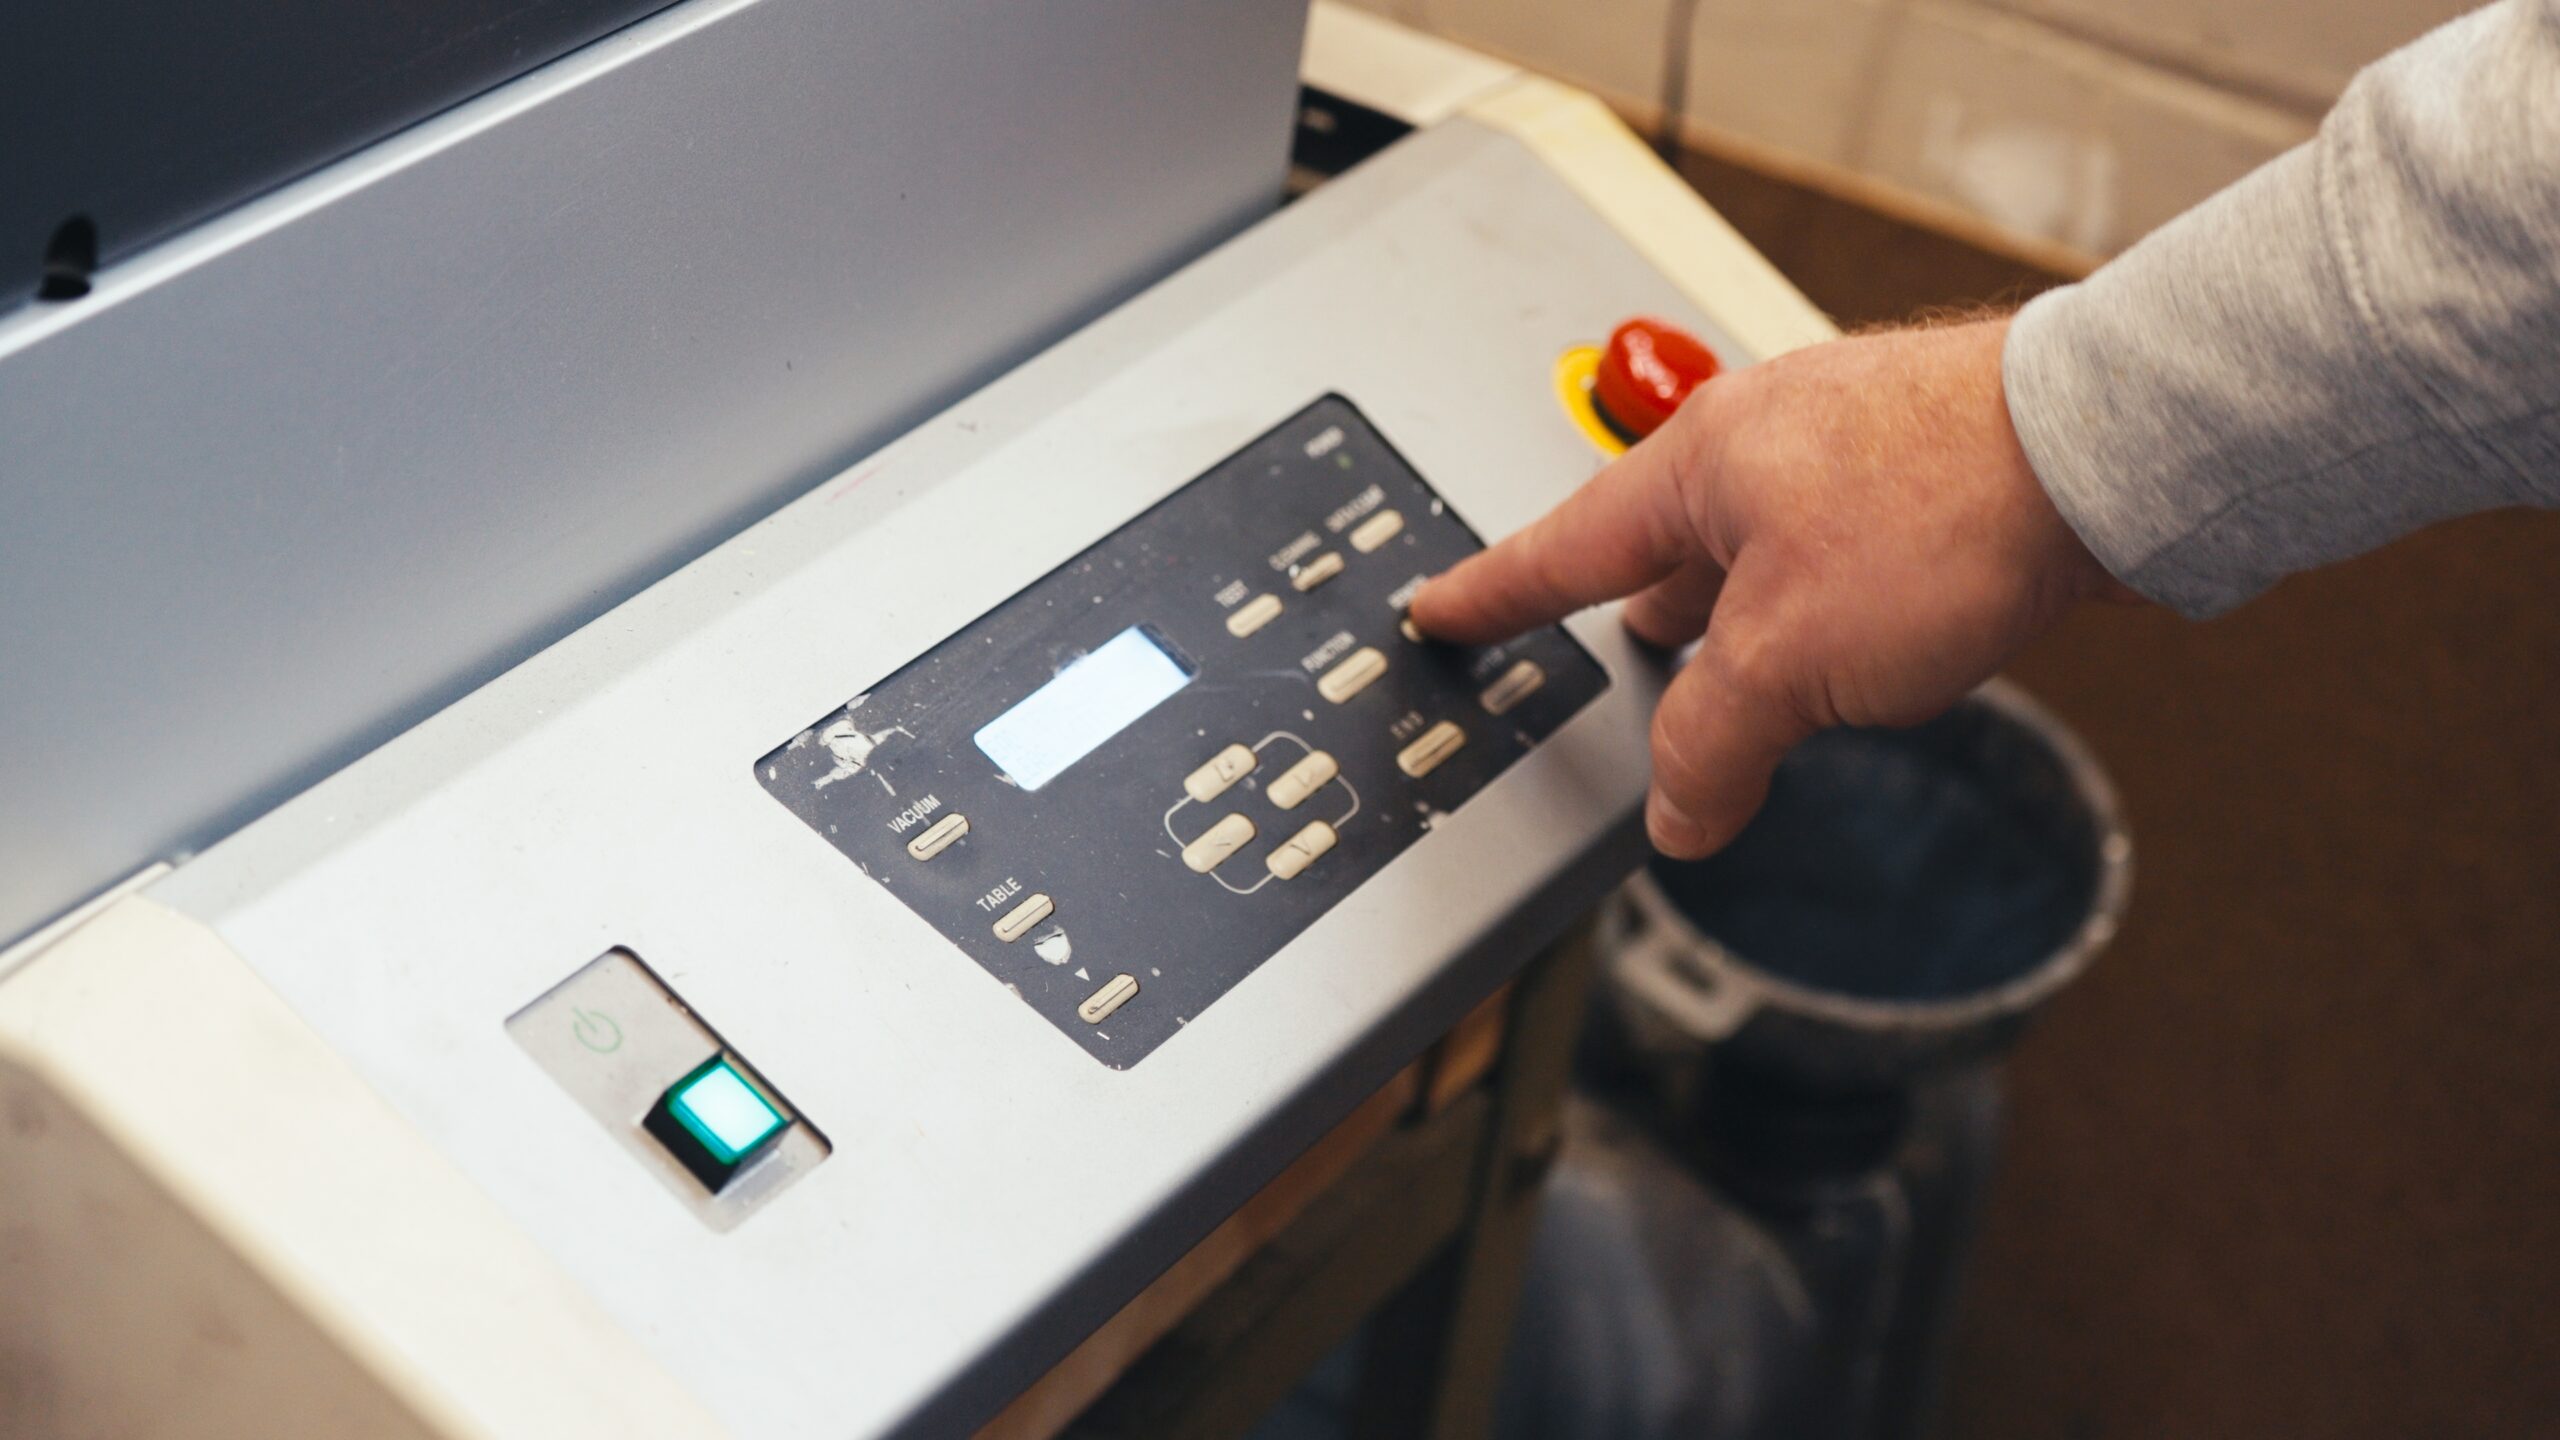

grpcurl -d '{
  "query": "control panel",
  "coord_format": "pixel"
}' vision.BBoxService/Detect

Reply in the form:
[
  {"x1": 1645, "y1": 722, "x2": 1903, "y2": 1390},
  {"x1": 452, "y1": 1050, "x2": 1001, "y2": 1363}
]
[{"x1": 757, "y1": 396, "x2": 1607, "y2": 1066}]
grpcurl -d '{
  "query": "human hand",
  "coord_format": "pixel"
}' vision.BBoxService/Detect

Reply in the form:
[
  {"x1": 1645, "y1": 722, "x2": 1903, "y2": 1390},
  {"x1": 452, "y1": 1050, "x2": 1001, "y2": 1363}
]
[{"x1": 1410, "y1": 317, "x2": 2135, "y2": 858}]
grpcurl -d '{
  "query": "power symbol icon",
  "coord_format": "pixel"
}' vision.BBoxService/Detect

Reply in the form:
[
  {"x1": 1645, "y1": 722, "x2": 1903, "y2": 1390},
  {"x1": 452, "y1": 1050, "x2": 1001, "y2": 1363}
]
[{"x1": 570, "y1": 1008, "x2": 623, "y2": 1054}]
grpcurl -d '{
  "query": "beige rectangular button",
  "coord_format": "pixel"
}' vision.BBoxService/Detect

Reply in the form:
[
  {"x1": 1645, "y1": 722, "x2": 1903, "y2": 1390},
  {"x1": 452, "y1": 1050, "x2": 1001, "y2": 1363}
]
[
  {"x1": 1265, "y1": 820, "x2": 1338, "y2": 880},
  {"x1": 1396, "y1": 721, "x2": 1466, "y2": 778},
  {"x1": 1181, "y1": 813, "x2": 1256, "y2": 874},
  {"x1": 1078, "y1": 973, "x2": 1139, "y2": 1025},
  {"x1": 1479, "y1": 659, "x2": 1546, "y2": 716},
  {"x1": 1183, "y1": 743, "x2": 1257, "y2": 803},
  {"x1": 1348, "y1": 509, "x2": 1404, "y2": 553},
  {"x1": 1226, "y1": 592, "x2": 1283, "y2": 637},
  {"x1": 1266, "y1": 749, "x2": 1339, "y2": 810},
  {"x1": 1290, "y1": 551, "x2": 1345, "y2": 592},
  {"x1": 1316, "y1": 646, "x2": 1387, "y2": 703},
  {"x1": 992, "y1": 892, "x2": 1053, "y2": 943},
  {"x1": 904, "y1": 812, "x2": 969, "y2": 861}
]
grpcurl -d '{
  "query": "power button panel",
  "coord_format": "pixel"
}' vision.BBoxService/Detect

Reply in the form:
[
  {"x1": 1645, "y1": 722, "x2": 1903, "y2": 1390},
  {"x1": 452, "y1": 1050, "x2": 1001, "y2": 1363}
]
[
  {"x1": 508, "y1": 948, "x2": 830, "y2": 1229},
  {"x1": 755, "y1": 395, "x2": 1607, "y2": 1067}
]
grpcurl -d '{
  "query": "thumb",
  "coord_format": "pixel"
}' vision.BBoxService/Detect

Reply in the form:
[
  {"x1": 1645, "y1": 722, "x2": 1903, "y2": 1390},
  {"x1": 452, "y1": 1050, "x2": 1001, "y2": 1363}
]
[{"x1": 1643, "y1": 563, "x2": 1817, "y2": 857}]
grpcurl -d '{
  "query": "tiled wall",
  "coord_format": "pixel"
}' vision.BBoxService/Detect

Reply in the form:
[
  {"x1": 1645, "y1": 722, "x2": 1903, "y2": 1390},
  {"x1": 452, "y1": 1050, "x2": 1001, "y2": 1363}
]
[{"x1": 1338, "y1": 0, "x2": 2478, "y2": 256}]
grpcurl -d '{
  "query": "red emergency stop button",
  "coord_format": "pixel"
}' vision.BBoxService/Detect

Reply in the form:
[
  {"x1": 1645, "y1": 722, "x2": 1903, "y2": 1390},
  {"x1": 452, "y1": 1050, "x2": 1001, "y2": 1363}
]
[{"x1": 1591, "y1": 317, "x2": 1722, "y2": 441}]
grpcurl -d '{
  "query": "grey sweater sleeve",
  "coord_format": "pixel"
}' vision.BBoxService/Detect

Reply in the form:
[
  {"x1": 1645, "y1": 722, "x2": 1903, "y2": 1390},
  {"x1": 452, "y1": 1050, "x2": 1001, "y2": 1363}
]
[{"x1": 2003, "y1": 0, "x2": 2560, "y2": 617}]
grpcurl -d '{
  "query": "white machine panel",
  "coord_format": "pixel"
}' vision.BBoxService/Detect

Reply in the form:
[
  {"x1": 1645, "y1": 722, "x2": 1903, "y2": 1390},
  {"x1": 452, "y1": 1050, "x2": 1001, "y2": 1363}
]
[{"x1": 142, "y1": 117, "x2": 1747, "y2": 1436}]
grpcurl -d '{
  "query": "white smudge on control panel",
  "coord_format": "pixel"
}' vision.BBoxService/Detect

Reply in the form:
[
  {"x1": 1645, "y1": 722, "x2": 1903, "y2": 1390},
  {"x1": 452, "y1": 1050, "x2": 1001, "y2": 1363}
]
[
  {"x1": 812, "y1": 716, "x2": 913, "y2": 790},
  {"x1": 1036, "y1": 929, "x2": 1074, "y2": 966}
]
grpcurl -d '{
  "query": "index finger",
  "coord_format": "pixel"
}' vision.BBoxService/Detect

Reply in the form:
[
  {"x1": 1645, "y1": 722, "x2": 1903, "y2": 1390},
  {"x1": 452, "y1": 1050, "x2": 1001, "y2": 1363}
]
[{"x1": 1408, "y1": 419, "x2": 1711, "y2": 645}]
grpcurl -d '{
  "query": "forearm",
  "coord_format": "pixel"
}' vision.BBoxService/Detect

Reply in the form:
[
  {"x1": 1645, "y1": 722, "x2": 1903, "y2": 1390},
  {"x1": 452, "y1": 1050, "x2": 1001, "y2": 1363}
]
[{"x1": 2004, "y1": 0, "x2": 2560, "y2": 616}]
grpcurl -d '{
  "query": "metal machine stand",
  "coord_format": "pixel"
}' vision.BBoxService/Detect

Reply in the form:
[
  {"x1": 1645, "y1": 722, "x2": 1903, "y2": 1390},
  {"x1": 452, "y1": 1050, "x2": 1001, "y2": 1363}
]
[{"x1": 1065, "y1": 925, "x2": 1596, "y2": 1440}]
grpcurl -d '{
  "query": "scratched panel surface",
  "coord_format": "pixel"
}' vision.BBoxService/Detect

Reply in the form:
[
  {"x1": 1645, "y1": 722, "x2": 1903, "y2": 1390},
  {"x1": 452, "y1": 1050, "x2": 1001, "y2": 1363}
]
[{"x1": 755, "y1": 396, "x2": 1606, "y2": 1067}]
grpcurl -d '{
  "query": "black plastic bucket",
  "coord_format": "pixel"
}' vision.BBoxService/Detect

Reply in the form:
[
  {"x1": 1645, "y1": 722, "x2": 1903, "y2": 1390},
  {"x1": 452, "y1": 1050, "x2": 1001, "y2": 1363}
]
[{"x1": 1604, "y1": 679, "x2": 2131, "y2": 1094}]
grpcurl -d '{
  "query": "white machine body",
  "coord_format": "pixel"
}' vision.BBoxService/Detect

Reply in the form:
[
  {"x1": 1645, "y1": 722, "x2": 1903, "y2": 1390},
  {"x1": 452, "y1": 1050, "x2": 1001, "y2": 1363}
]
[{"x1": 0, "y1": 9, "x2": 1834, "y2": 1437}]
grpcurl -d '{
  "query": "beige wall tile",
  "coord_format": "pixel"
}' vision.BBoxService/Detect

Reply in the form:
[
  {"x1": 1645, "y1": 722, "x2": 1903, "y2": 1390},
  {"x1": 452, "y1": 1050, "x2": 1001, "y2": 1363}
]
[
  {"x1": 1847, "y1": 0, "x2": 2310, "y2": 252},
  {"x1": 1337, "y1": 0, "x2": 1677, "y2": 106},
  {"x1": 1682, "y1": 0, "x2": 1905, "y2": 166},
  {"x1": 1976, "y1": 0, "x2": 2477, "y2": 108},
  {"x1": 1330, "y1": 0, "x2": 2414, "y2": 255}
]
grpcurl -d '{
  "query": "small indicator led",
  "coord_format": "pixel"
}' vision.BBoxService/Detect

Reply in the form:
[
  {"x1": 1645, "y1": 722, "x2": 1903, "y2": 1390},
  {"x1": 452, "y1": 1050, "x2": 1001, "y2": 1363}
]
[{"x1": 666, "y1": 1059, "x2": 786, "y2": 1165}]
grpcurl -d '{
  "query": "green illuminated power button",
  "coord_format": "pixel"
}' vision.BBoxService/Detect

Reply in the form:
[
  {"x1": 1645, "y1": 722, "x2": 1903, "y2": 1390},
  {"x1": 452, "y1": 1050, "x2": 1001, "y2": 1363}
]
[{"x1": 665, "y1": 1058, "x2": 787, "y2": 1166}]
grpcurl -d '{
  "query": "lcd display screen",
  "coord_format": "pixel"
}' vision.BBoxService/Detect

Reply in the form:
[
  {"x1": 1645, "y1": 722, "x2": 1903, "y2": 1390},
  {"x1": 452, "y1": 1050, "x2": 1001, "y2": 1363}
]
[{"x1": 974, "y1": 626, "x2": 1194, "y2": 790}]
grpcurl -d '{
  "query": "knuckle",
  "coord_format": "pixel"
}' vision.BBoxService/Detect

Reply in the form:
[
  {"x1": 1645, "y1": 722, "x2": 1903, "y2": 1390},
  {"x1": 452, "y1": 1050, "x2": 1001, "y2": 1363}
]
[
  {"x1": 1661, "y1": 390, "x2": 1732, "y2": 480},
  {"x1": 1705, "y1": 610, "x2": 1835, "y2": 735},
  {"x1": 1708, "y1": 616, "x2": 1795, "y2": 704},
  {"x1": 1715, "y1": 417, "x2": 1794, "y2": 493},
  {"x1": 1667, "y1": 373, "x2": 1734, "y2": 440}
]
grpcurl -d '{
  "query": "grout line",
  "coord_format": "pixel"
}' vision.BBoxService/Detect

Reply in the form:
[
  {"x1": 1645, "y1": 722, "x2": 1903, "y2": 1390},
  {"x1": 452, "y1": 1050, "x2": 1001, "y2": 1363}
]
[
  {"x1": 1653, "y1": 0, "x2": 1704, "y2": 159},
  {"x1": 1612, "y1": 94, "x2": 2105, "y2": 280}
]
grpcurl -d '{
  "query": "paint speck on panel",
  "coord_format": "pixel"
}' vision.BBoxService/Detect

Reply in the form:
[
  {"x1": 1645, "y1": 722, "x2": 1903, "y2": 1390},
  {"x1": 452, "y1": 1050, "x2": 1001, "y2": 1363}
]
[
  {"x1": 813, "y1": 718, "x2": 913, "y2": 790},
  {"x1": 1036, "y1": 929, "x2": 1074, "y2": 966},
  {"x1": 765, "y1": 766, "x2": 778, "y2": 780}
]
